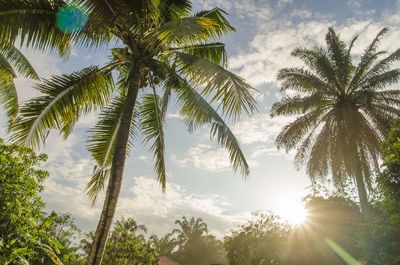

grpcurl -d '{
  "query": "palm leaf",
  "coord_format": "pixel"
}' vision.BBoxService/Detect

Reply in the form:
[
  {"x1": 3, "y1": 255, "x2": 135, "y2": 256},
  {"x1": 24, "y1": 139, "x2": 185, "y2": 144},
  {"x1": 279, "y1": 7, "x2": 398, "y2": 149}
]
[
  {"x1": 175, "y1": 52, "x2": 256, "y2": 120},
  {"x1": 152, "y1": 16, "x2": 222, "y2": 46},
  {"x1": 171, "y1": 42, "x2": 227, "y2": 66},
  {"x1": 86, "y1": 94, "x2": 139, "y2": 202},
  {"x1": 325, "y1": 27, "x2": 352, "y2": 87},
  {"x1": 11, "y1": 65, "x2": 116, "y2": 148},
  {"x1": 0, "y1": 0, "x2": 72, "y2": 55},
  {"x1": 0, "y1": 53, "x2": 18, "y2": 121},
  {"x1": 173, "y1": 74, "x2": 250, "y2": 176},
  {"x1": 140, "y1": 89, "x2": 167, "y2": 190},
  {"x1": 0, "y1": 44, "x2": 39, "y2": 79},
  {"x1": 277, "y1": 67, "x2": 336, "y2": 94},
  {"x1": 292, "y1": 47, "x2": 341, "y2": 92}
]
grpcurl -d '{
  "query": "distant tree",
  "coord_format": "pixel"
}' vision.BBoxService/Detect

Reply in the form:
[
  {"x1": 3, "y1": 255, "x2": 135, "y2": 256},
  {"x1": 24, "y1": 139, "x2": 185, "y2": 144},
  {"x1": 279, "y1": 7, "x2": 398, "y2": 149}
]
[
  {"x1": 173, "y1": 217, "x2": 208, "y2": 248},
  {"x1": 288, "y1": 196, "x2": 363, "y2": 265},
  {"x1": 272, "y1": 27, "x2": 400, "y2": 214},
  {"x1": 83, "y1": 218, "x2": 159, "y2": 265},
  {"x1": 0, "y1": 139, "x2": 63, "y2": 264},
  {"x1": 172, "y1": 217, "x2": 226, "y2": 265},
  {"x1": 358, "y1": 123, "x2": 400, "y2": 265},
  {"x1": 224, "y1": 213, "x2": 290, "y2": 265},
  {"x1": 150, "y1": 233, "x2": 177, "y2": 257}
]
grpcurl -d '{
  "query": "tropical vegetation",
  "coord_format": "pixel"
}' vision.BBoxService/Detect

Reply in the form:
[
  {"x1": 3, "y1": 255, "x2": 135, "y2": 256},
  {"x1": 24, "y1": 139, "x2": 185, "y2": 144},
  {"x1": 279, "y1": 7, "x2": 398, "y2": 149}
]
[
  {"x1": 0, "y1": 0, "x2": 400, "y2": 264},
  {"x1": 272, "y1": 27, "x2": 400, "y2": 214},
  {"x1": 1, "y1": 1, "x2": 255, "y2": 264}
]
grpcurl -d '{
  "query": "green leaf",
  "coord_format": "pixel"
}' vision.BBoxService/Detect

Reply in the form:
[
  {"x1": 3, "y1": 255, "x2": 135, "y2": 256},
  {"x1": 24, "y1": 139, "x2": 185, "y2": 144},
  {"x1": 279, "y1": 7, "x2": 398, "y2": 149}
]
[
  {"x1": 140, "y1": 90, "x2": 167, "y2": 190},
  {"x1": 86, "y1": 94, "x2": 139, "y2": 203},
  {"x1": 0, "y1": 43, "x2": 39, "y2": 79},
  {"x1": 175, "y1": 52, "x2": 256, "y2": 120},
  {"x1": 173, "y1": 74, "x2": 250, "y2": 176},
  {"x1": 11, "y1": 65, "x2": 116, "y2": 148}
]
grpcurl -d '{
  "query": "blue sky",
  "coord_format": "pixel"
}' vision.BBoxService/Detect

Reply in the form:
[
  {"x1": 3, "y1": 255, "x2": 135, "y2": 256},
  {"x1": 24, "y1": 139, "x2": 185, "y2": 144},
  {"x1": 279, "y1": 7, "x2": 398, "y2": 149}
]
[{"x1": 1, "y1": 0, "x2": 400, "y2": 236}]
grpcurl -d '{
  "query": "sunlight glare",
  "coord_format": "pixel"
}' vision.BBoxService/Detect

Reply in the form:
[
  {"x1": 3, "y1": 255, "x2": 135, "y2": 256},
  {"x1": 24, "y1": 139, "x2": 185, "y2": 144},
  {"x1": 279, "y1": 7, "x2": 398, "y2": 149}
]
[{"x1": 274, "y1": 198, "x2": 308, "y2": 226}]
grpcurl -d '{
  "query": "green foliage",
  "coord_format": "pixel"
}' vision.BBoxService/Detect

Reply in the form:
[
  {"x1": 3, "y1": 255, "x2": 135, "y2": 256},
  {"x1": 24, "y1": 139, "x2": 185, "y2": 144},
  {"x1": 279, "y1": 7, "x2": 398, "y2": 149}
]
[
  {"x1": 0, "y1": 139, "x2": 64, "y2": 264},
  {"x1": 171, "y1": 217, "x2": 226, "y2": 265},
  {"x1": 224, "y1": 213, "x2": 290, "y2": 265},
  {"x1": 0, "y1": 43, "x2": 39, "y2": 125},
  {"x1": 6, "y1": 2, "x2": 256, "y2": 261},
  {"x1": 8, "y1": 0, "x2": 255, "y2": 202},
  {"x1": 272, "y1": 27, "x2": 400, "y2": 212},
  {"x1": 357, "y1": 123, "x2": 400, "y2": 265},
  {"x1": 82, "y1": 218, "x2": 159, "y2": 265}
]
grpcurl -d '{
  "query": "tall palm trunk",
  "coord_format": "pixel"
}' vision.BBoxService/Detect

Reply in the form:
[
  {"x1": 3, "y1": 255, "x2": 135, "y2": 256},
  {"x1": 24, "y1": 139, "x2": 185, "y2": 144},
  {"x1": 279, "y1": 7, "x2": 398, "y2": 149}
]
[
  {"x1": 354, "y1": 164, "x2": 369, "y2": 215},
  {"x1": 87, "y1": 65, "x2": 143, "y2": 265}
]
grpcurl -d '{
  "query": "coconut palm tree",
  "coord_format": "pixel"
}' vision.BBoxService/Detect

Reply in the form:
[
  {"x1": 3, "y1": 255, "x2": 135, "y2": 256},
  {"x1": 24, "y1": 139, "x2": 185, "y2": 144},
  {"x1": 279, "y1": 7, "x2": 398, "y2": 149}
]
[
  {"x1": 173, "y1": 217, "x2": 208, "y2": 248},
  {"x1": 272, "y1": 27, "x2": 400, "y2": 214},
  {"x1": 4, "y1": 1, "x2": 256, "y2": 264},
  {"x1": 0, "y1": 42, "x2": 39, "y2": 126}
]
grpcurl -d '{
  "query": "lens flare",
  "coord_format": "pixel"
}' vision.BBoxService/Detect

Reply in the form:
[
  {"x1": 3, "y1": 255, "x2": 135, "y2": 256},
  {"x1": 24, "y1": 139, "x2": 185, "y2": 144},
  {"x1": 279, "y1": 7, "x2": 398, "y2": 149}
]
[
  {"x1": 56, "y1": 5, "x2": 88, "y2": 33},
  {"x1": 273, "y1": 197, "x2": 308, "y2": 226}
]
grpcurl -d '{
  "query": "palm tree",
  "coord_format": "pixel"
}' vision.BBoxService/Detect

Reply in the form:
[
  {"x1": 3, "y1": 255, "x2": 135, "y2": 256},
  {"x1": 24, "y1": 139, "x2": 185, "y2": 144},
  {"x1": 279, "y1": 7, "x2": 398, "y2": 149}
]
[
  {"x1": 0, "y1": 42, "x2": 39, "y2": 126},
  {"x1": 4, "y1": 1, "x2": 256, "y2": 264},
  {"x1": 173, "y1": 217, "x2": 208, "y2": 247},
  {"x1": 271, "y1": 27, "x2": 400, "y2": 214}
]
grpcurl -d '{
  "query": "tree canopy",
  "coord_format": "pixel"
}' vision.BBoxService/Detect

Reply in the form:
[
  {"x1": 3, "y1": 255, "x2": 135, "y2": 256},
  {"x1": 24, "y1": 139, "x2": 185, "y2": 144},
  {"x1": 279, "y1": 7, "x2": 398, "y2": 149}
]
[{"x1": 272, "y1": 27, "x2": 400, "y2": 213}]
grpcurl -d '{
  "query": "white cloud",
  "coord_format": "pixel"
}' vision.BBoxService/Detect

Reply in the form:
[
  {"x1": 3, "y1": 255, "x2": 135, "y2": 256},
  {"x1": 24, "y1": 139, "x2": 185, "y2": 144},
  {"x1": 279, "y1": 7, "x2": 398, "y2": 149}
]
[
  {"x1": 113, "y1": 176, "x2": 250, "y2": 237},
  {"x1": 171, "y1": 144, "x2": 233, "y2": 172},
  {"x1": 347, "y1": 0, "x2": 362, "y2": 9},
  {"x1": 171, "y1": 144, "x2": 258, "y2": 172},
  {"x1": 232, "y1": 113, "x2": 294, "y2": 145},
  {"x1": 291, "y1": 9, "x2": 313, "y2": 19},
  {"x1": 277, "y1": 0, "x2": 293, "y2": 7},
  {"x1": 196, "y1": 0, "x2": 273, "y2": 22}
]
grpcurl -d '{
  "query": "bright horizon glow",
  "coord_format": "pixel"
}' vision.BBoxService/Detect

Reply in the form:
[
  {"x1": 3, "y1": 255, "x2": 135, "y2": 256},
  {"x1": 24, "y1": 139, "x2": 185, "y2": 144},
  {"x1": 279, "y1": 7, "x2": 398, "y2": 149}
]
[{"x1": 273, "y1": 198, "x2": 308, "y2": 226}]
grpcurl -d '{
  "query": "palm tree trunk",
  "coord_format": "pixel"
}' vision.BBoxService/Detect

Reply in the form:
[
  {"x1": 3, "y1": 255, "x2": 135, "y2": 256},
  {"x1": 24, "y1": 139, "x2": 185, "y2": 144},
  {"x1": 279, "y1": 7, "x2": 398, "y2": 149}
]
[
  {"x1": 354, "y1": 163, "x2": 369, "y2": 215},
  {"x1": 87, "y1": 65, "x2": 143, "y2": 265}
]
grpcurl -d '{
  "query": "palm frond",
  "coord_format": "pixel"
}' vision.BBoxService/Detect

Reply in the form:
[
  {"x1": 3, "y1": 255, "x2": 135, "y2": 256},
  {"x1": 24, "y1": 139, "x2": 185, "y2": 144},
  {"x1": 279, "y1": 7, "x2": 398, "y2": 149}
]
[
  {"x1": 175, "y1": 52, "x2": 256, "y2": 120},
  {"x1": 0, "y1": 53, "x2": 18, "y2": 121},
  {"x1": 86, "y1": 94, "x2": 139, "y2": 203},
  {"x1": 306, "y1": 116, "x2": 334, "y2": 180},
  {"x1": 151, "y1": 16, "x2": 223, "y2": 46},
  {"x1": 195, "y1": 8, "x2": 235, "y2": 35},
  {"x1": 276, "y1": 108, "x2": 329, "y2": 151},
  {"x1": 361, "y1": 69, "x2": 400, "y2": 91},
  {"x1": 140, "y1": 90, "x2": 167, "y2": 190},
  {"x1": 0, "y1": 0, "x2": 72, "y2": 55},
  {"x1": 270, "y1": 94, "x2": 329, "y2": 117},
  {"x1": 277, "y1": 67, "x2": 336, "y2": 94},
  {"x1": 348, "y1": 28, "x2": 389, "y2": 91},
  {"x1": 171, "y1": 42, "x2": 227, "y2": 67},
  {"x1": 326, "y1": 27, "x2": 352, "y2": 87},
  {"x1": 0, "y1": 43, "x2": 39, "y2": 79},
  {"x1": 87, "y1": 95, "x2": 126, "y2": 166},
  {"x1": 173, "y1": 74, "x2": 250, "y2": 176},
  {"x1": 11, "y1": 65, "x2": 116, "y2": 148},
  {"x1": 292, "y1": 47, "x2": 341, "y2": 92}
]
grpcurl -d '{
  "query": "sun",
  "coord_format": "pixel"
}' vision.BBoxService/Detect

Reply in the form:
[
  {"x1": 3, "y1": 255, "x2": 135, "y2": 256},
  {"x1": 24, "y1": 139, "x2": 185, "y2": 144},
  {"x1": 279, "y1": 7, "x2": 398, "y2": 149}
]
[{"x1": 274, "y1": 198, "x2": 308, "y2": 226}]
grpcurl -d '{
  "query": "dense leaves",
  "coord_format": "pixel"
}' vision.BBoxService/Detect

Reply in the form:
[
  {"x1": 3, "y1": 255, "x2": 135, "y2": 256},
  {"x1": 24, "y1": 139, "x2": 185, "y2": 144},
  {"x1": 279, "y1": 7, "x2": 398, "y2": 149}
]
[
  {"x1": 5, "y1": 1, "x2": 255, "y2": 262},
  {"x1": 357, "y1": 122, "x2": 400, "y2": 265},
  {"x1": 224, "y1": 213, "x2": 290, "y2": 265},
  {"x1": 272, "y1": 27, "x2": 400, "y2": 213},
  {"x1": 0, "y1": 140, "x2": 63, "y2": 264}
]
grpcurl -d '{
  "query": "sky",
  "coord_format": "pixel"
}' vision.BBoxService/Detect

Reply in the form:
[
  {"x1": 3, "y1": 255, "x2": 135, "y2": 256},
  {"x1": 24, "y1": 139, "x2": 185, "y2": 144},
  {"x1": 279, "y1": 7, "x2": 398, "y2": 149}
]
[{"x1": 2, "y1": 0, "x2": 400, "y2": 237}]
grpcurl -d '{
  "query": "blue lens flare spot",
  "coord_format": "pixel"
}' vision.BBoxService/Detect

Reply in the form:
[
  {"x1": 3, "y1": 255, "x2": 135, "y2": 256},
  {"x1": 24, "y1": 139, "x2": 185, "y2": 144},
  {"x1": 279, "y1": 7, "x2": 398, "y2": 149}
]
[{"x1": 56, "y1": 5, "x2": 88, "y2": 33}]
